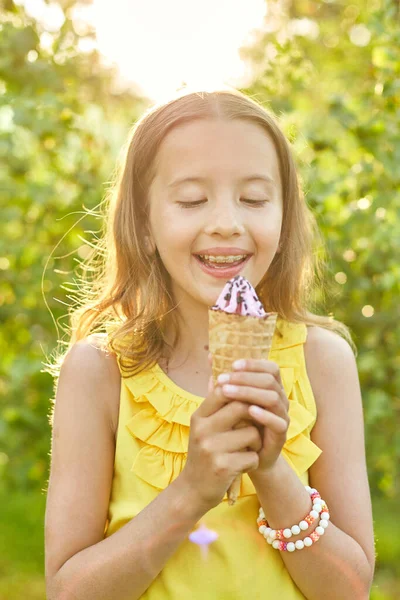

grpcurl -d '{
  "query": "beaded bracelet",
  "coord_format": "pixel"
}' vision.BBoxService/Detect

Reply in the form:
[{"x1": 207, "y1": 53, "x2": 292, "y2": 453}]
[{"x1": 256, "y1": 486, "x2": 330, "y2": 552}]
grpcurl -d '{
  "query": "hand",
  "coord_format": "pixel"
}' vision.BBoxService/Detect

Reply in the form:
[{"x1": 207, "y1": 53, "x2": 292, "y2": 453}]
[
  {"x1": 181, "y1": 368, "x2": 263, "y2": 512},
  {"x1": 217, "y1": 359, "x2": 290, "y2": 476}
]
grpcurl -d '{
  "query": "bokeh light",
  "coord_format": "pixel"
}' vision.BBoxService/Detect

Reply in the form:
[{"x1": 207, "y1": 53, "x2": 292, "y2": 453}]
[
  {"x1": 343, "y1": 249, "x2": 356, "y2": 262},
  {"x1": 361, "y1": 305, "x2": 375, "y2": 318},
  {"x1": 335, "y1": 272, "x2": 347, "y2": 284},
  {"x1": 357, "y1": 197, "x2": 372, "y2": 210}
]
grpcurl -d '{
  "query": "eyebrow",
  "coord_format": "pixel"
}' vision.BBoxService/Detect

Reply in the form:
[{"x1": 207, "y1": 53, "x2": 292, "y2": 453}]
[{"x1": 167, "y1": 174, "x2": 277, "y2": 189}]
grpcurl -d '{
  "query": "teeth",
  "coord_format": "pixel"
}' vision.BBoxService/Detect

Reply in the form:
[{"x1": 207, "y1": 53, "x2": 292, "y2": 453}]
[{"x1": 198, "y1": 254, "x2": 247, "y2": 264}]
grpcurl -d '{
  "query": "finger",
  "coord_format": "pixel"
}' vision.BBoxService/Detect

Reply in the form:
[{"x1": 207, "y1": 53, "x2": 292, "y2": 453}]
[
  {"x1": 221, "y1": 385, "x2": 289, "y2": 421},
  {"x1": 217, "y1": 426, "x2": 263, "y2": 453},
  {"x1": 223, "y1": 370, "x2": 288, "y2": 411},
  {"x1": 196, "y1": 378, "x2": 231, "y2": 418},
  {"x1": 209, "y1": 401, "x2": 255, "y2": 432},
  {"x1": 218, "y1": 370, "x2": 285, "y2": 397},
  {"x1": 248, "y1": 405, "x2": 289, "y2": 435},
  {"x1": 229, "y1": 450, "x2": 260, "y2": 474},
  {"x1": 232, "y1": 359, "x2": 283, "y2": 387}
]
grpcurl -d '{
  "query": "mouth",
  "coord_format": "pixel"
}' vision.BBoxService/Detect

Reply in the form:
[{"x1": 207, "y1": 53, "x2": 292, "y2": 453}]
[{"x1": 193, "y1": 254, "x2": 251, "y2": 278}]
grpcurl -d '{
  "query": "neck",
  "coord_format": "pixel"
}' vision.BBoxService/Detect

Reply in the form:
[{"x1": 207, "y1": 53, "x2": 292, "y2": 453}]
[{"x1": 163, "y1": 302, "x2": 210, "y2": 372}]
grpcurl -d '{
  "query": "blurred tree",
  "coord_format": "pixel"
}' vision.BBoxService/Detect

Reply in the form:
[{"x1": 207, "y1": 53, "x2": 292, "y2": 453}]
[
  {"x1": 241, "y1": 0, "x2": 400, "y2": 501},
  {"x1": 0, "y1": 0, "x2": 149, "y2": 489}
]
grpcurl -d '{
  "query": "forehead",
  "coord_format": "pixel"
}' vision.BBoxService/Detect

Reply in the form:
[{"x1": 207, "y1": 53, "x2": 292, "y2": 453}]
[{"x1": 153, "y1": 118, "x2": 281, "y2": 187}]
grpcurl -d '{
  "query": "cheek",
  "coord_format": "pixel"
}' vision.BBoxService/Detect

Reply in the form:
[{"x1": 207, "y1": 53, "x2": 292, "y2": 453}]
[
  {"x1": 163, "y1": 224, "x2": 194, "y2": 252},
  {"x1": 165, "y1": 210, "x2": 197, "y2": 243},
  {"x1": 254, "y1": 222, "x2": 281, "y2": 249},
  {"x1": 153, "y1": 215, "x2": 195, "y2": 261}
]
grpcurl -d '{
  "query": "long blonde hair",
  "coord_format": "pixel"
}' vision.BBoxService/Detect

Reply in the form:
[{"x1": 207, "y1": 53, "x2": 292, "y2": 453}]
[{"x1": 45, "y1": 88, "x2": 355, "y2": 381}]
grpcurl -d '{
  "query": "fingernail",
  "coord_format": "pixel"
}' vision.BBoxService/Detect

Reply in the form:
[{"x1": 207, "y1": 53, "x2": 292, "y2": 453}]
[
  {"x1": 233, "y1": 359, "x2": 246, "y2": 370},
  {"x1": 249, "y1": 405, "x2": 263, "y2": 417},
  {"x1": 217, "y1": 373, "x2": 230, "y2": 384}
]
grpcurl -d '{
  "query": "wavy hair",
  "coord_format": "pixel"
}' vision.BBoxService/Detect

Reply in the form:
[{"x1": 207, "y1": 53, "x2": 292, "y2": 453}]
[{"x1": 45, "y1": 88, "x2": 355, "y2": 382}]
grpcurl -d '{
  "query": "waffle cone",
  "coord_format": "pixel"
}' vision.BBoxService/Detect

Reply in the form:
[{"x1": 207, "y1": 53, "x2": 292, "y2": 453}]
[{"x1": 208, "y1": 309, "x2": 278, "y2": 505}]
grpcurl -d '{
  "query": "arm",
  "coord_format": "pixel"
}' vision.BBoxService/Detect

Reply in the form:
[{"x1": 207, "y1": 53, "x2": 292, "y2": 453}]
[
  {"x1": 45, "y1": 340, "x2": 206, "y2": 600},
  {"x1": 249, "y1": 326, "x2": 375, "y2": 600}
]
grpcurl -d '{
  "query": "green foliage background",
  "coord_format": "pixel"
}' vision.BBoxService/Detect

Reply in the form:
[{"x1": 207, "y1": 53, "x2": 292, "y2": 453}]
[{"x1": 0, "y1": 0, "x2": 399, "y2": 597}]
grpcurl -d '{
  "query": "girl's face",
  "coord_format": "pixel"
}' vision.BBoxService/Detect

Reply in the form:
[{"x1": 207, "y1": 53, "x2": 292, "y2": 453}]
[{"x1": 147, "y1": 118, "x2": 283, "y2": 311}]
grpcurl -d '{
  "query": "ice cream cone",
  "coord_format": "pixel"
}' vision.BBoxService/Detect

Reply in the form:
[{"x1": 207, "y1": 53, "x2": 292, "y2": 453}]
[{"x1": 208, "y1": 309, "x2": 277, "y2": 505}]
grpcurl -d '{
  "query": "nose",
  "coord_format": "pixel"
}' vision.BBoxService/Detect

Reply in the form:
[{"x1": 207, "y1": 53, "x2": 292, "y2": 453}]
[{"x1": 203, "y1": 199, "x2": 245, "y2": 237}]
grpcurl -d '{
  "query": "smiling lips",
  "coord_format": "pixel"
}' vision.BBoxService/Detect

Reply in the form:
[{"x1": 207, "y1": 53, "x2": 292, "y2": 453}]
[
  {"x1": 194, "y1": 247, "x2": 252, "y2": 267},
  {"x1": 197, "y1": 255, "x2": 248, "y2": 267},
  {"x1": 194, "y1": 247, "x2": 252, "y2": 257},
  {"x1": 192, "y1": 247, "x2": 253, "y2": 277},
  {"x1": 193, "y1": 254, "x2": 251, "y2": 278}
]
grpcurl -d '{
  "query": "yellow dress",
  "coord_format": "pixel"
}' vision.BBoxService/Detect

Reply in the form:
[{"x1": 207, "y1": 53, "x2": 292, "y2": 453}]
[{"x1": 104, "y1": 317, "x2": 322, "y2": 599}]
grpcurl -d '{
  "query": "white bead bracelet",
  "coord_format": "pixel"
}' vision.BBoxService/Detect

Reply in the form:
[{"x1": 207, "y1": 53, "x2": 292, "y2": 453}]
[{"x1": 256, "y1": 486, "x2": 330, "y2": 552}]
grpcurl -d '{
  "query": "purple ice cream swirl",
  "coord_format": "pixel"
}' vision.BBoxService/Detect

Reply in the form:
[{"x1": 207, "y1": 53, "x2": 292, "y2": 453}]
[{"x1": 211, "y1": 275, "x2": 266, "y2": 317}]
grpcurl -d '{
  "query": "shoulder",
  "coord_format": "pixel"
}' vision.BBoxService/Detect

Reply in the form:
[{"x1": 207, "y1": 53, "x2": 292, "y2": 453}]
[
  {"x1": 304, "y1": 324, "x2": 355, "y2": 363},
  {"x1": 61, "y1": 334, "x2": 121, "y2": 437},
  {"x1": 304, "y1": 325, "x2": 358, "y2": 412},
  {"x1": 62, "y1": 333, "x2": 121, "y2": 386}
]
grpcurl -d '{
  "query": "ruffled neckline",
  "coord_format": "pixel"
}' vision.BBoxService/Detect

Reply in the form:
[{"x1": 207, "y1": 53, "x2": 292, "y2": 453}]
[{"x1": 119, "y1": 316, "x2": 322, "y2": 499}]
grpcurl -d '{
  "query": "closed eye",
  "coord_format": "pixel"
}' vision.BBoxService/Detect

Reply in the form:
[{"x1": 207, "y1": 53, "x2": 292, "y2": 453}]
[
  {"x1": 243, "y1": 199, "x2": 268, "y2": 206},
  {"x1": 177, "y1": 200, "x2": 206, "y2": 208},
  {"x1": 177, "y1": 199, "x2": 268, "y2": 208}
]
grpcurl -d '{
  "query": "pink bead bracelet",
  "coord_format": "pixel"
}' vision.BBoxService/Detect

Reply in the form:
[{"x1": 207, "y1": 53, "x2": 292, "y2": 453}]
[{"x1": 256, "y1": 486, "x2": 330, "y2": 552}]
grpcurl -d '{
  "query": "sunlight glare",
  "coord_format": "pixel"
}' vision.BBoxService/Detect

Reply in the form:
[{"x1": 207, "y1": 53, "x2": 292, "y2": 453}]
[{"x1": 90, "y1": 0, "x2": 267, "y2": 101}]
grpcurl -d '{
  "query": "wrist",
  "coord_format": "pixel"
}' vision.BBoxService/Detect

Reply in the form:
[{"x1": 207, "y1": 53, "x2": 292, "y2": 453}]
[
  {"x1": 250, "y1": 454, "x2": 288, "y2": 485},
  {"x1": 172, "y1": 473, "x2": 210, "y2": 523}
]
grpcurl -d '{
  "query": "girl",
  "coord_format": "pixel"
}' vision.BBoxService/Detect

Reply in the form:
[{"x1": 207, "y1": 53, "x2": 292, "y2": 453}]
[{"x1": 44, "y1": 89, "x2": 375, "y2": 600}]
